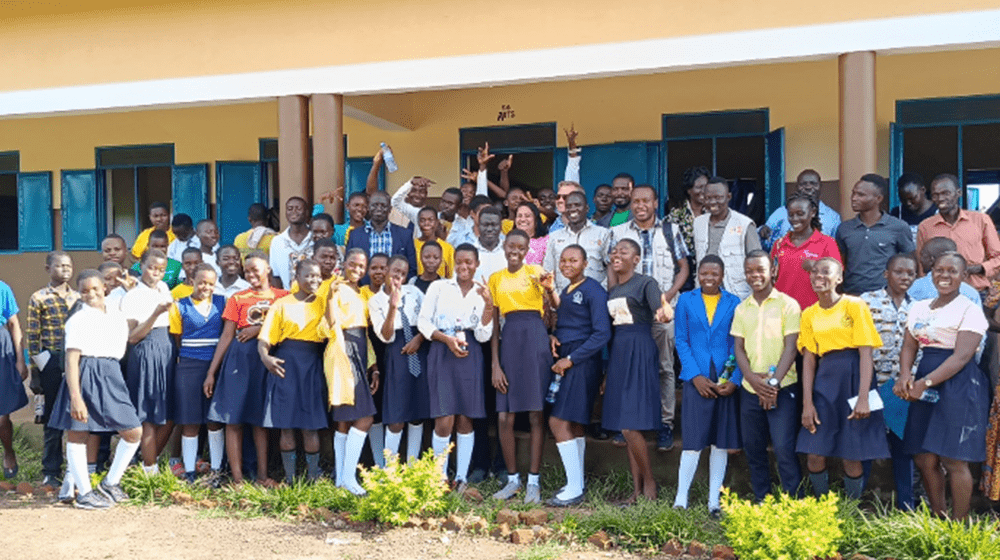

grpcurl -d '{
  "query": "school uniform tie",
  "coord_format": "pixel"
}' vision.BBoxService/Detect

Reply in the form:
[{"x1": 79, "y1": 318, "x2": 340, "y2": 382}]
[{"x1": 400, "y1": 294, "x2": 421, "y2": 377}]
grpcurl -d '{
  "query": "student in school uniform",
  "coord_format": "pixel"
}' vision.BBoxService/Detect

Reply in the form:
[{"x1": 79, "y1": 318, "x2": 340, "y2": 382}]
[
  {"x1": 415, "y1": 207, "x2": 455, "y2": 278},
  {"x1": 326, "y1": 249, "x2": 380, "y2": 495},
  {"x1": 602, "y1": 238, "x2": 668, "y2": 504},
  {"x1": 0, "y1": 279, "x2": 28, "y2": 481},
  {"x1": 410, "y1": 241, "x2": 443, "y2": 294},
  {"x1": 167, "y1": 214, "x2": 199, "y2": 263},
  {"x1": 130, "y1": 230, "x2": 184, "y2": 289},
  {"x1": 204, "y1": 252, "x2": 287, "y2": 487},
  {"x1": 121, "y1": 248, "x2": 177, "y2": 474},
  {"x1": 168, "y1": 264, "x2": 226, "y2": 484},
  {"x1": 417, "y1": 243, "x2": 495, "y2": 489},
  {"x1": 731, "y1": 250, "x2": 803, "y2": 502},
  {"x1": 860, "y1": 252, "x2": 919, "y2": 510},
  {"x1": 797, "y1": 257, "x2": 889, "y2": 499},
  {"x1": 361, "y1": 252, "x2": 388, "y2": 468},
  {"x1": 546, "y1": 245, "x2": 611, "y2": 506},
  {"x1": 896, "y1": 252, "x2": 989, "y2": 520},
  {"x1": 214, "y1": 245, "x2": 251, "y2": 299},
  {"x1": 195, "y1": 219, "x2": 222, "y2": 276},
  {"x1": 258, "y1": 259, "x2": 330, "y2": 484},
  {"x1": 47, "y1": 269, "x2": 143, "y2": 509},
  {"x1": 674, "y1": 255, "x2": 742, "y2": 515},
  {"x1": 131, "y1": 201, "x2": 175, "y2": 260},
  {"x1": 101, "y1": 234, "x2": 130, "y2": 269},
  {"x1": 369, "y1": 256, "x2": 430, "y2": 462},
  {"x1": 489, "y1": 229, "x2": 556, "y2": 504},
  {"x1": 171, "y1": 247, "x2": 204, "y2": 300}
]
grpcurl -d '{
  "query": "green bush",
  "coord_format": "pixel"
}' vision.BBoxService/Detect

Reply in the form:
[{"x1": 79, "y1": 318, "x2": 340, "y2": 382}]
[
  {"x1": 721, "y1": 489, "x2": 842, "y2": 560},
  {"x1": 353, "y1": 448, "x2": 451, "y2": 525}
]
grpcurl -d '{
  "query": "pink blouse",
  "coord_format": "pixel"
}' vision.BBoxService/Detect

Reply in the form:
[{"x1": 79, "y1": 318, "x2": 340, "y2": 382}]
[{"x1": 525, "y1": 236, "x2": 548, "y2": 266}]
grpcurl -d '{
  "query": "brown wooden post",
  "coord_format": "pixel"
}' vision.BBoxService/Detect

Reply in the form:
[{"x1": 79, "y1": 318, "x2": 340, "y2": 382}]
[
  {"x1": 838, "y1": 52, "x2": 877, "y2": 218},
  {"x1": 278, "y1": 95, "x2": 310, "y2": 229},
  {"x1": 312, "y1": 94, "x2": 346, "y2": 223}
]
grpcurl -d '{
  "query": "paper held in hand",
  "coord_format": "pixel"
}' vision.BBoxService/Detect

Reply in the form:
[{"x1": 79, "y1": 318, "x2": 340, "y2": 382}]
[{"x1": 847, "y1": 389, "x2": 884, "y2": 412}]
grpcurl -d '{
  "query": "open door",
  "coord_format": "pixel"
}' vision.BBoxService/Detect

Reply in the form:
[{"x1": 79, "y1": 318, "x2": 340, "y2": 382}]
[
  {"x1": 216, "y1": 161, "x2": 263, "y2": 245},
  {"x1": 888, "y1": 122, "x2": 903, "y2": 210},
  {"x1": 765, "y1": 128, "x2": 785, "y2": 216},
  {"x1": 17, "y1": 172, "x2": 53, "y2": 252},
  {"x1": 61, "y1": 169, "x2": 100, "y2": 251},
  {"x1": 172, "y1": 164, "x2": 209, "y2": 224}
]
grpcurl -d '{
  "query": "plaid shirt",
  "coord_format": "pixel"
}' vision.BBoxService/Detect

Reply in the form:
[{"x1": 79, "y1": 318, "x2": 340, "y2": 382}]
[
  {"x1": 365, "y1": 221, "x2": 394, "y2": 256},
  {"x1": 26, "y1": 285, "x2": 79, "y2": 360}
]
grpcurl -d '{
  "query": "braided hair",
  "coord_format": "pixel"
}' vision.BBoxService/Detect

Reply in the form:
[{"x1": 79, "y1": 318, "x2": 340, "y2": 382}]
[{"x1": 786, "y1": 191, "x2": 822, "y2": 233}]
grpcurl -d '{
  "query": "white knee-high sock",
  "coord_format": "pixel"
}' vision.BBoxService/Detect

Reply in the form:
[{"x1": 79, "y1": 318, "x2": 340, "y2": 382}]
[
  {"x1": 406, "y1": 423, "x2": 424, "y2": 462},
  {"x1": 106, "y1": 439, "x2": 140, "y2": 486},
  {"x1": 455, "y1": 432, "x2": 474, "y2": 483},
  {"x1": 674, "y1": 450, "x2": 701, "y2": 509},
  {"x1": 384, "y1": 429, "x2": 403, "y2": 457},
  {"x1": 432, "y1": 433, "x2": 451, "y2": 479},
  {"x1": 343, "y1": 427, "x2": 368, "y2": 491},
  {"x1": 207, "y1": 429, "x2": 224, "y2": 471},
  {"x1": 333, "y1": 431, "x2": 347, "y2": 487},
  {"x1": 67, "y1": 442, "x2": 91, "y2": 495},
  {"x1": 368, "y1": 422, "x2": 385, "y2": 468},
  {"x1": 708, "y1": 446, "x2": 728, "y2": 510},
  {"x1": 576, "y1": 437, "x2": 586, "y2": 471},
  {"x1": 181, "y1": 436, "x2": 199, "y2": 474},
  {"x1": 556, "y1": 440, "x2": 583, "y2": 500}
]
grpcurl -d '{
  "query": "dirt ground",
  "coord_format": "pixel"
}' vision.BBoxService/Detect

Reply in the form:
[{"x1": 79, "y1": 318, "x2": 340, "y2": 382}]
[{"x1": 0, "y1": 501, "x2": 645, "y2": 560}]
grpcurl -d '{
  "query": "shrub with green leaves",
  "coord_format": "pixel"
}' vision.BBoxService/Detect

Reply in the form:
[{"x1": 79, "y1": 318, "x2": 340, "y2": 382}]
[
  {"x1": 353, "y1": 448, "x2": 451, "y2": 525},
  {"x1": 722, "y1": 489, "x2": 842, "y2": 560}
]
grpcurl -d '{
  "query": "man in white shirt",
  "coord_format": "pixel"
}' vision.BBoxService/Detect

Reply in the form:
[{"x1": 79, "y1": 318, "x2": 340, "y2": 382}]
[
  {"x1": 269, "y1": 197, "x2": 313, "y2": 289},
  {"x1": 543, "y1": 191, "x2": 611, "y2": 291},
  {"x1": 472, "y1": 206, "x2": 507, "y2": 284}
]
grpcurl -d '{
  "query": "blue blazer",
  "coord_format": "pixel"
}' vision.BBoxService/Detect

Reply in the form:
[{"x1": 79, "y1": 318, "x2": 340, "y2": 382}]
[
  {"x1": 344, "y1": 221, "x2": 418, "y2": 281},
  {"x1": 674, "y1": 288, "x2": 742, "y2": 385}
]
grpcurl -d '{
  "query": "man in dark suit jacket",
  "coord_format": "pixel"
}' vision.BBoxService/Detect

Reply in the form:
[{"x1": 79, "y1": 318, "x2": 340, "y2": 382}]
[{"x1": 345, "y1": 190, "x2": 417, "y2": 282}]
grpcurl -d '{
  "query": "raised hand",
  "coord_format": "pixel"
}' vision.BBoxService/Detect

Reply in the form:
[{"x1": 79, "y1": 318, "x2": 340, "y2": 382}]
[
  {"x1": 497, "y1": 154, "x2": 513, "y2": 172},
  {"x1": 536, "y1": 271, "x2": 555, "y2": 292},
  {"x1": 564, "y1": 124, "x2": 578, "y2": 152},
  {"x1": 461, "y1": 168, "x2": 478, "y2": 182},
  {"x1": 474, "y1": 281, "x2": 493, "y2": 306},
  {"x1": 477, "y1": 142, "x2": 495, "y2": 170},
  {"x1": 373, "y1": 145, "x2": 386, "y2": 164},
  {"x1": 389, "y1": 277, "x2": 403, "y2": 308}
]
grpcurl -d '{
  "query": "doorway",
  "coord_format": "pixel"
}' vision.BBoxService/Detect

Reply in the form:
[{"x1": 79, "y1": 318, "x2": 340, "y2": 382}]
[{"x1": 459, "y1": 123, "x2": 556, "y2": 198}]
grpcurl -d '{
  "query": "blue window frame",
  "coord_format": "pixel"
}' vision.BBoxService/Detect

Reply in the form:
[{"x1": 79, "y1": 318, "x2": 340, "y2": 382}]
[
  {"x1": 0, "y1": 152, "x2": 54, "y2": 253},
  {"x1": 890, "y1": 94, "x2": 1000, "y2": 212}
]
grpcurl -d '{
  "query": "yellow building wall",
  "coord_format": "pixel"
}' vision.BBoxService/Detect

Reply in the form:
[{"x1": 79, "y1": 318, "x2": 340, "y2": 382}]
[{"x1": 2, "y1": 0, "x2": 997, "y2": 91}]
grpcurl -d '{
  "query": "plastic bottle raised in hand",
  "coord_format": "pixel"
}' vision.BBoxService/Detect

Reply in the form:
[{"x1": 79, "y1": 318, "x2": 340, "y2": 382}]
[{"x1": 380, "y1": 142, "x2": 398, "y2": 173}]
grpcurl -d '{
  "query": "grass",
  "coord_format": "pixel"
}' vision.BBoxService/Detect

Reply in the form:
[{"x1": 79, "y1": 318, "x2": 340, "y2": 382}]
[
  {"x1": 515, "y1": 542, "x2": 564, "y2": 560},
  {"x1": 0, "y1": 424, "x2": 44, "y2": 484}
]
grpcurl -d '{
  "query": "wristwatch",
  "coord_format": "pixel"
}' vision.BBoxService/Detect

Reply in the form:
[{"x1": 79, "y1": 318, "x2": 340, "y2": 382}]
[
  {"x1": 923, "y1": 378, "x2": 934, "y2": 388},
  {"x1": 766, "y1": 377, "x2": 780, "y2": 388}
]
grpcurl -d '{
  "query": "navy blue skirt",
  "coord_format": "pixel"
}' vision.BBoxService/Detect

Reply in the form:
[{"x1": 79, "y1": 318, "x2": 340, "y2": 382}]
[
  {"x1": 428, "y1": 331, "x2": 486, "y2": 419},
  {"x1": 369, "y1": 326, "x2": 387, "y2": 424},
  {"x1": 173, "y1": 356, "x2": 209, "y2": 425},
  {"x1": 682, "y1": 363, "x2": 741, "y2": 450},
  {"x1": 330, "y1": 328, "x2": 377, "y2": 423},
  {"x1": 0, "y1": 327, "x2": 28, "y2": 416},
  {"x1": 903, "y1": 347, "x2": 989, "y2": 462},
  {"x1": 550, "y1": 339, "x2": 602, "y2": 426},
  {"x1": 207, "y1": 338, "x2": 268, "y2": 426},
  {"x1": 796, "y1": 348, "x2": 890, "y2": 461},
  {"x1": 382, "y1": 327, "x2": 431, "y2": 425},
  {"x1": 496, "y1": 311, "x2": 552, "y2": 413},
  {"x1": 126, "y1": 327, "x2": 175, "y2": 425},
  {"x1": 602, "y1": 324, "x2": 660, "y2": 432},
  {"x1": 261, "y1": 339, "x2": 328, "y2": 430},
  {"x1": 48, "y1": 357, "x2": 141, "y2": 432}
]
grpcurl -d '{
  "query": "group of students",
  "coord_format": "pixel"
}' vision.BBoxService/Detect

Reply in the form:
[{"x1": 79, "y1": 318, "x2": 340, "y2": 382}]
[{"x1": 1, "y1": 140, "x2": 999, "y2": 520}]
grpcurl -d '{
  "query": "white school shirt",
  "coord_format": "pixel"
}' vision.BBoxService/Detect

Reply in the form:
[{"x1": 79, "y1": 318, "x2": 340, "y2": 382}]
[
  {"x1": 472, "y1": 237, "x2": 507, "y2": 285},
  {"x1": 269, "y1": 228, "x2": 314, "y2": 289},
  {"x1": 417, "y1": 278, "x2": 493, "y2": 344},
  {"x1": 65, "y1": 303, "x2": 130, "y2": 359},
  {"x1": 167, "y1": 236, "x2": 201, "y2": 263},
  {"x1": 120, "y1": 280, "x2": 173, "y2": 329},
  {"x1": 106, "y1": 286, "x2": 128, "y2": 311},
  {"x1": 368, "y1": 285, "x2": 424, "y2": 344},
  {"x1": 214, "y1": 277, "x2": 251, "y2": 299}
]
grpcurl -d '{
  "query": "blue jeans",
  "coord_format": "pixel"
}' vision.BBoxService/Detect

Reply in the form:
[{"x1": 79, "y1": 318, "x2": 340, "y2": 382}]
[{"x1": 740, "y1": 386, "x2": 802, "y2": 500}]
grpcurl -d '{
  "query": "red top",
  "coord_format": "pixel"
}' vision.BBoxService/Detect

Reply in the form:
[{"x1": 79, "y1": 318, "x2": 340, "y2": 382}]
[
  {"x1": 771, "y1": 230, "x2": 842, "y2": 310},
  {"x1": 222, "y1": 287, "x2": 290, "y2": 329}
]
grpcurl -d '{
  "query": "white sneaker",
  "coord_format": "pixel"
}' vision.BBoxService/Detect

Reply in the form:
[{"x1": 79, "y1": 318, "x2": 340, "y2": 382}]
[
  {"x1": 524, "y1": 483, "x2": 541, "y2": 504},
  {"x1": 493, "y1": 478, "x2": 521, "y2": 500}
]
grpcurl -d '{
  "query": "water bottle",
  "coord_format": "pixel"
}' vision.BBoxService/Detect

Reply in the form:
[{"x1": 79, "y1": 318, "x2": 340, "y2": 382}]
[
  {"x1": 381, "y1": 142, "x2": 398, "y2": 173},
  {"x1": 545, "y1": 375, "x2": 562, "y2": 404},
  {"x1": 919, "y1": 388, "x2": 940, "y2": 403},
  {"x1": 718, "y1": 355, "x2": 737, "y2": 384},
  {"x1": 454, "y1": 318, "x2": 467, "y2": 347},
  {"x1": 767, "y1": 366, "x2": 778, "y2": 410},
  {"x1": 34, "y1": 394, "x2": 45, "y2": 424}
]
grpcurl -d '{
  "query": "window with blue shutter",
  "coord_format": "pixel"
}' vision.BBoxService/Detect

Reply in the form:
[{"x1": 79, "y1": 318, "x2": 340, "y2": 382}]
[
  {"x1": 17, "y1": 172, "x2": 53, "y2": 252},
  {"x1": 61, "y1": 169, "x2": 101, "y2": 251}
]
